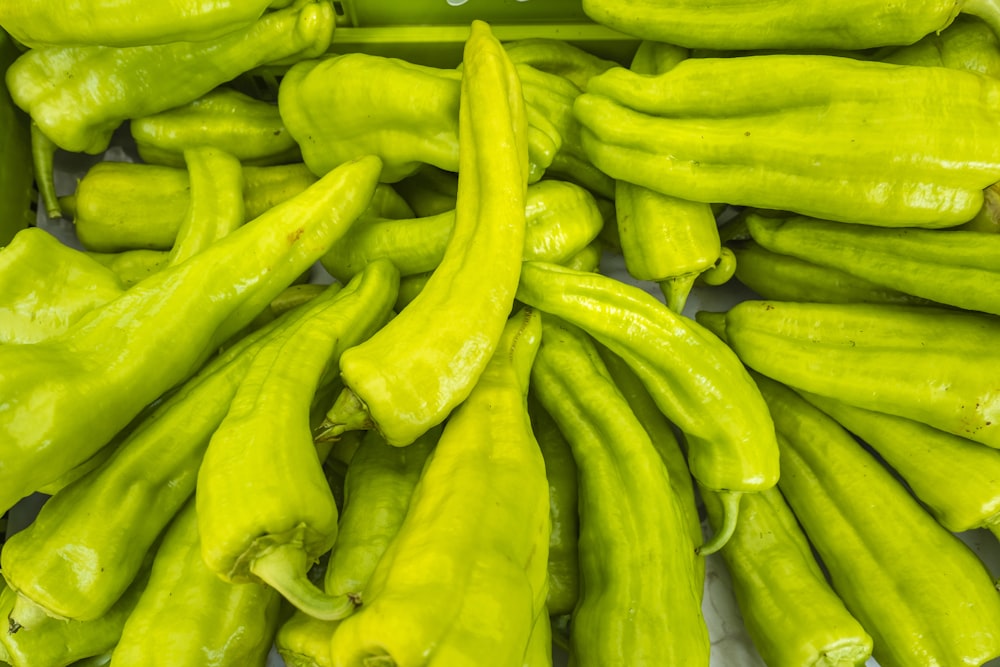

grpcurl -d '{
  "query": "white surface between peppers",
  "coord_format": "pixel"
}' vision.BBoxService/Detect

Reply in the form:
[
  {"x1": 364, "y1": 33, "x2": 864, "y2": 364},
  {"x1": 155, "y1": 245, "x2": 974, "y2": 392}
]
[{"x1": 24, "y1": 134, "x2": 1000, "y2": 667}]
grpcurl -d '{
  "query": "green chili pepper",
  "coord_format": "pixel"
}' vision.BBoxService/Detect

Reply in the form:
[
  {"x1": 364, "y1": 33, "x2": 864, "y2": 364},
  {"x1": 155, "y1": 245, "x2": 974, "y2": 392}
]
[
  {"x1": 576, "y1": 55, "x2": 1000, "y2": 228},
  {"x1": 801, "y1": 391, "x2": 1000, "y2": 538},
  {"x1": 580, "y1": 0, "x2": 1000, "y2": 51},
  {"x1": 0, "y1": 227, "x2": 123, "y2": 344},
  {"x1": 728, "y1": 239, "x2": 933, "y2": 306},
  {"x1": 530, "y1": 317, "x2": 709, "y2": 666},
  {"x1": 527, "y1": 397, "x2": 580, "y2": 617},
  {"x1": 316, "y1": 21, "x2": 529, "y2": 447},
  {"x1": 6, "y1": 1, "x2": 333, "y2": 156},
  {"x1": 503, "y1": 37, "x2": 619, "y2": 91},
  {"x1": 702, "y1": 487, "x2": 874, "y2": 667},
  {"x1": 276, "y1": 610, "x2": 337, "y2": 667},
  {"x1": 0, "y1": 154, "x2": 380, "y2": 519},
  {"x1": 329, "y1": 307, "x2": 550, "y2": 666},
  {"x1": 711, "y1": 299, "x2": 1000, "y2": 449},
  {"x1": 0, "y1": 28, "x2": 34, "y2": 246},
  {"x1": 320, "y1": 179, "x2": 602, "y2": 284},
  {"x1": 516, "y1": 260, "x2": 779, "y2": 554},
  {"x1": 130, "y1": 87, "x2": 301, "y2": 168},
  {"x1": 754, "y1": 373, "x2": 1000, "y2": 667},
  {"x1": 109, "y1": 499, "x2": 282, "y2": 666},
  {"x1": 83, "y1": 249, "x2": 170, "y2": 287},
  {"x1": 745, "y1": 211, "x2": 1000, "y2": 316}
]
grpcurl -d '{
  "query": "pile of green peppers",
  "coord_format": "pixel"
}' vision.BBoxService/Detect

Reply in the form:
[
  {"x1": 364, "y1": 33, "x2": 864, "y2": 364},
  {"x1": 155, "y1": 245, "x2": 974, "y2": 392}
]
[{"x1": 1, "y1": 2, "x2": 1000, "y2": 666}]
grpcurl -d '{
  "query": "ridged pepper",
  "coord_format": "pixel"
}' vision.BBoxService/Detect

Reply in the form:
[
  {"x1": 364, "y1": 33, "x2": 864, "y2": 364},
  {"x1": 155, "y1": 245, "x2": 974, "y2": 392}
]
[
  {"x1": 279, "y1": 49, "x2": 554, "y2": 184},
  {"x1": 516, "y1": 260, "x2": 779, "y2": 554},
  {"x1": 702, "y1": 487, "x2": 874, "y2": 667},
  {"x1": 130, "y1": 87, "x2": 300, "y2": 168},
  {"x1": 712, "y1": 299, "x2": 1000, "y2": 449},
  {"x1": 801, "y1": 391, "x2": 1000, "y2": 538},
  {"x1": 6, "y1": 0, "x2": 333, "y2": 156},
  {"x1": 0, "y1": 0, "x2": 285, "y2": 48},
  {"x1": 0, "y1": 28, "x2": 34, "y2": 246},
  {"x1": 580, "y1": 0, "x2": 999, "y2": 51},
  {"x1": 108, "y1": 499, "x2": 282, "y2": 666},
  {"x1": 320, "y1": 179, "x2": 602, "y2": 284},
  {"x1": 328, "y1": 308, "x2": 550, "y2": 666},
  {"x1": 0, "y1": 227, "x2": 123, "y2": 344},
  {"x1": 754, "y1": 373, "x2": 1000, "y2": 667},
  {"x1": 316, "y1": 21, "x2": 529, "y2": 447},
  {"x1": 575, "y1": 55, "x2": 1000, "y2": 228},
  {"x1": 745, "y1": 211, "x2": 1000, "y2": 316},
  {"x1": 196, "y1": 259, "x2": 399, "y2": 620},
  {"x1": 0, "y1": 154, "x2": 380, "y2": 526},
  {"x1": 530, "y1": 317, "x2": 709, "y2": 666}
]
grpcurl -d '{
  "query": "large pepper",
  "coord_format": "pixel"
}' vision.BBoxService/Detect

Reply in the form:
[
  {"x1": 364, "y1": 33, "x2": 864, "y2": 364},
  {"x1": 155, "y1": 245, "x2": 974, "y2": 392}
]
[
  {"x1": 516, "y1": 260, "x2": 779, "y2": 554},
  {"x1": 0, "y1": 28, "x2": 33, "y2": 247},
  {"x1": 754, "y1": 373, "x2": 1000, "y2": 667},
  {"x1": 744, "y1": 211, "x2": 1000, "y2": 316},
  {"x1": 709, "y1": 299, "x2": 1000, "y2": 449},
  {"x1": 580, "y1": 0, "x2": 999, "y2": 51},
  {"x1": 328, "y1": 308, "x2": 550, "y2": 665},
  {"x1": 315, "y1": 21, "x2": 529, "y2": 447},
  {"x1": 320, "y1": 179, "x2": 602, "y2": 284},
  {"x1": 575, "y1": 54, "x2": 1000, "y2": 228},
  {"x1": 530, "y1": 317, "x2": 709, "y2": 666},
  {"x1": 0, "y1": 154, "x2": 380, "y2": 522},
  {"x1": 109, "y1": 499, "x2": 282, "y2": 666},
  {"x1": 130, "y1": 87, "x2": 301, "y2": 168}
]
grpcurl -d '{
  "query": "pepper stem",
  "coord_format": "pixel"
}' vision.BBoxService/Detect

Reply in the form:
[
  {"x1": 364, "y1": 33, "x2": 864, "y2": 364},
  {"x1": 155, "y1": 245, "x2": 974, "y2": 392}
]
[
  {"x1": 696, "y1": 490, "x2": 742, "y2": 556},
  {"x1": 659, "y1": 273, "x2": 696, "y2": 314},
  {"x1": 249, "y1": 542, "x2": 357, "y2": 621},
  {"x1": 313, "y1": 387, "x2": 374, "y2": 443},
  {"x1": 30, "y1": 123, "x2": 62, "y2": 220}
]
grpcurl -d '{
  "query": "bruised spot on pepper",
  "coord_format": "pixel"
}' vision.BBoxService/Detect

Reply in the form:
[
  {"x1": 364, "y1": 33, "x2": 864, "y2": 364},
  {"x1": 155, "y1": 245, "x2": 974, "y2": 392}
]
[{"x1": 288, "y1": 227, "x2": 304, "y2": 243}]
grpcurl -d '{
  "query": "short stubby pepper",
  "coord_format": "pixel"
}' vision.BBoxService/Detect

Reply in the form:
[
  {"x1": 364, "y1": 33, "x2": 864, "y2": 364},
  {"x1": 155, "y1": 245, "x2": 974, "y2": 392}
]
[
  {"x1": 328, "y1": 308, "x2": 550, "y2": 666},
  {"x1": 575, "y1": 55, "x2": 1000, "y2": 228}
]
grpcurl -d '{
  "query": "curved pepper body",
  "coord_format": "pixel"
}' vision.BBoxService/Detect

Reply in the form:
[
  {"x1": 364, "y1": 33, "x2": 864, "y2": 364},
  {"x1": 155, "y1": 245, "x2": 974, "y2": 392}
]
[
  {"x1": 717, "y1": 299, "x2": 1000, "y2": 449},
  {"x1": 530, "y1": 317, "x2": 709, "y2": 666},
  {"x1": 756, "y1": 374, "x2": 1000, "y2": 667},
  {"x1": 329, "y1": 308, "x2": 550, "y2": 666},
  {"x1": 276, "y1": 610, "x2": 338, "y2": 667},
  {"x1": 576, "y1": 55, "x2": 1000, "y2": 228},
  {"x1": 503, "y1": 38, "x2": 618, "y2": 91}
]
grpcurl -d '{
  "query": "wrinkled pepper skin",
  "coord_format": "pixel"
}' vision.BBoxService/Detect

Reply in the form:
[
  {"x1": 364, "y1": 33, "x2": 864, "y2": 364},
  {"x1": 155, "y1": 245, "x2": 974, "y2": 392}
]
[
  {"x1": 317, "y1": 21, "x2": 529, "y2": 447},
  {"x1": 6, "y1": 0, "x2": 333, "y2": 155},
  {"x1": 755, "y1": 373, "x2": 1000, "y2": 667},
  {"x1": 197, "y1": 260, "x2": 399, "y2": 620},
  {"x1": 745, "y1": 212, "x2": 1000, "y2": 316},
  {"x1": 67, "y1": 161, "x2": 318, "y2": 252},
  {"x1": 576, "y1": 55, "x2": 1000, "y2": 228},
  {"x1": 530, "y1": 317, "x2": 709, "y2": 667},
  {"x1": 109, "y1": 500, "x2": 282, "y2": 667},
  {"x1": 130, "y1": 87, "x2": 301, "y2": 168},
  {"x1": 0, "y1": 155, "x2": 380, "y2": 520},
  {"x1": 580, "y1": 0, "x2": 990, "y2": 51},
  {"x1": 0, "y1": 282, "x2": 351, "y2": 622},
  {"x1": 0, "y1": 0, "x2": 284, "y2": 48},
  {"x1": 0, "y1": 28, "x2": 34, "y2": 247},
  {"x1": 329, "y1": 308, "x2": 550, "y2": 666},
  {"x1": 801, "y1": 391, "x2": 1000, "y2": 537},
  {"x1": 320, "y1": 179, "x2": 603, "y2": 284},
  {"x1": 713, "y1": 300, "x2": 1000, "y2": 449},
  {"x1": 702, "y1": 487, "x2": 873, "y2": 667},
  {"x1": 516, "y1": 261, "x2": 779, "y2": 554},
  {"x1": 0, "y1": 227, "x2": 123, "y2": 344}
]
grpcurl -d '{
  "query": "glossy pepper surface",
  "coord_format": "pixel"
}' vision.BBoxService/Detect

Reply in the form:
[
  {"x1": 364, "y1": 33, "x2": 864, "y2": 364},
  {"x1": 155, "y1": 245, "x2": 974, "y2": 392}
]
[
  {"x1": 329, "y1": 308, "x2": 550, "y2": 666},
  {"x1": 575, "y1": 55, "x2": 1000, "y2": 228},
  {"x1": 317, "y1": 21, "x2": 529, "y2": 447}
]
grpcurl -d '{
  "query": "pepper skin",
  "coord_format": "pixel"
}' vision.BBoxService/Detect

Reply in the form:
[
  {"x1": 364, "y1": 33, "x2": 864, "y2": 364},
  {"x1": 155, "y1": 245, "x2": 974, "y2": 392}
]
[
  {"x1": 711, "y1": 299, "x2": 1000, "y2": 449},
  {"x1": 877, "y1": 14, "x2": 1000, "y2": 76},
  {"x1": 516, "y1": 260, "x2": 779, "y2": 554},
  {"x1": 0, "y1": 28, "x2": 34, "y2": 246},
  {"x1": 755, "y1": 373, "x2": 1000, "y2": 667},
  {"x1": 197, "y1": 260, "x2": 399, "y2": 620},
  {"x1": 131, "y1": 87, "x2": 301, "y2": 168},
  {"x1": 109, "y1": 500, "x2": 282, "y2": 666},
  {"x1": 316, "y1": 21, "x2": 529, "y2": 447},
  {"x1": 503, "y1": 38, "x2": 619, "y2": 92},
  {"x1": 328, "y1": 308, "x2": 550, "y2": 666},
  {"x1": 0, "y1": 155, "x2": 380, "y2": 520},
  {"x1": 276, "y1": 611, "x2": 338, "y2": 667},
  {"x1": 530, "y1": 317, "x2": 709, "y2": 667},
  {"x1": 576, "y1": 55, "x2": 1000, "y2": 228}
]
